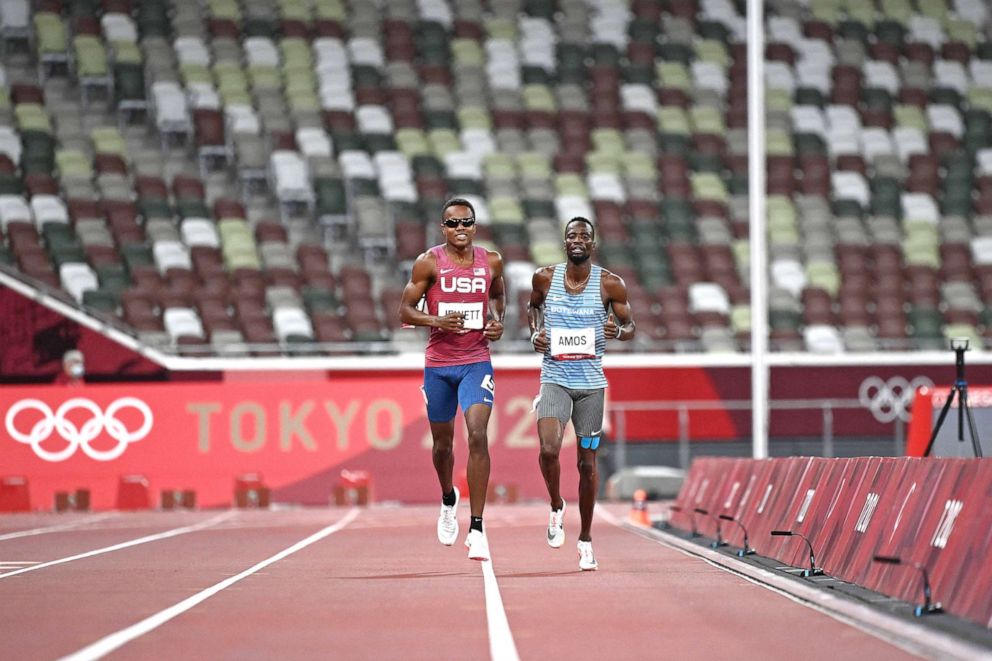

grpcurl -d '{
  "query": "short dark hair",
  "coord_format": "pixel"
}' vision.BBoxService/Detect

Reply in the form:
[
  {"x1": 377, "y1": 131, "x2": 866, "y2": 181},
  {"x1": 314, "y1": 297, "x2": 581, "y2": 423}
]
[
  {"x1": 442, "y1": 197, "x2": 475, "y2": 218},
  {"x1": 564, "y1": 216, "x2": 595, "y2": 239}
]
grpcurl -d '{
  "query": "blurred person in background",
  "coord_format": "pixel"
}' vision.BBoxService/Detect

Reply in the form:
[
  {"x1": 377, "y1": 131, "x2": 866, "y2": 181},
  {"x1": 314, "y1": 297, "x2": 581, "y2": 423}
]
[{"x1": 59, "y1": 349, "x2": 85, "y2": 386}]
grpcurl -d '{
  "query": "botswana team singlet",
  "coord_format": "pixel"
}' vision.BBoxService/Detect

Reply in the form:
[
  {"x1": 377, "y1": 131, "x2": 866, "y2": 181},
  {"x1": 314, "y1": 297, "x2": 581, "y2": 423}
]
[
  {"x1": 424, "y1": 245, "x2": 492, "y2": 367},
  {"x1": 540, "y1": 263, "x2": 608, "y2": 389}
]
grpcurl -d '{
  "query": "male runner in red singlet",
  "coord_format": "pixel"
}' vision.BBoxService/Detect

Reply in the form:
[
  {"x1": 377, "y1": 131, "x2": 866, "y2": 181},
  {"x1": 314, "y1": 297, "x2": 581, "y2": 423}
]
[{"x1": 398, "y1": 198, "x2": 506, "y2": 561}]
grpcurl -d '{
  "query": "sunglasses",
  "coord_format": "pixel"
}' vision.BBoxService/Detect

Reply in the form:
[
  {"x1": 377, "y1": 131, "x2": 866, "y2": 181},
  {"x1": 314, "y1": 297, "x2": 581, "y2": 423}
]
[{"x1": 443, "y1": 217, "x2": 476, "y2": 228}]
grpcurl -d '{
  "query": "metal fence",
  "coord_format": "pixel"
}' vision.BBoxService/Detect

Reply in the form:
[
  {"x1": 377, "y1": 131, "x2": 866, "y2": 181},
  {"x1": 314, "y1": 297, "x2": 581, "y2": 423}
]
[{"x1": 610, "y1": 398, "x2": 908, "y2": 471}]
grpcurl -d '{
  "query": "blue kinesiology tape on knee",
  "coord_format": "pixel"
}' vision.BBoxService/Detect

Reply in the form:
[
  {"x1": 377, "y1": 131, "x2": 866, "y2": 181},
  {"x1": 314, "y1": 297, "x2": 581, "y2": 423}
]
[{"x1": 580, "y1": 436, "x2": 600, "y2": 450}]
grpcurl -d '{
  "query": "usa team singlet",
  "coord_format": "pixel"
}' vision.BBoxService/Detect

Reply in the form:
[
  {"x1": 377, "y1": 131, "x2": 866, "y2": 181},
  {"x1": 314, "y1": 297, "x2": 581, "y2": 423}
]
[
  {"x1": 424, "y1": 245, "x2": 492, "y2": 367},
  {"x1": 539, "y1": 263, "x2": 608, "y2": 389}
]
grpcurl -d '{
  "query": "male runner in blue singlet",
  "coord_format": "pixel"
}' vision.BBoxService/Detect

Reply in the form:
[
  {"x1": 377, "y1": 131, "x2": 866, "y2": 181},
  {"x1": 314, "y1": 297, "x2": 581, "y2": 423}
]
[
  {"x1": 528, "y1": 217, "x2": 635, "y2": 570},
  {"x1": 399, "y1": 198, "x2": 505, "y2": 561}
]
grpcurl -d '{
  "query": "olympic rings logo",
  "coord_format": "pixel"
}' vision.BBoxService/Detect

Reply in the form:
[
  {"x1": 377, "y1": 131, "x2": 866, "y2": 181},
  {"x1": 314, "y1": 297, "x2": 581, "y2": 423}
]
[
  {"x1": 5, "y1": 398, "x2": 154, "y2": 462},
  {"x1": 858, "y1": 376, "x2": 933, "y2": 423}
]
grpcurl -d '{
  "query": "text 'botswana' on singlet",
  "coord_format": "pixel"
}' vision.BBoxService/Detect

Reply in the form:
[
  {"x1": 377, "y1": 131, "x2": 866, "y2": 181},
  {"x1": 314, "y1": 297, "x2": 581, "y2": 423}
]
[
  {"x1": 540, "y1": 263, "x2": 608, "y2": 389},
  {"x1": 424, "y1": 245, "x2": 492, "y2": 367}
]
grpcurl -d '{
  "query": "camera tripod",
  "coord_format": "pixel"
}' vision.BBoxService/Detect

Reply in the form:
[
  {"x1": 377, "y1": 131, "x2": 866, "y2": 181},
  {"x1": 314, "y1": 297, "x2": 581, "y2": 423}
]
[{"x1": 923, "y1": 342, "x2": 984, "y2": 458}]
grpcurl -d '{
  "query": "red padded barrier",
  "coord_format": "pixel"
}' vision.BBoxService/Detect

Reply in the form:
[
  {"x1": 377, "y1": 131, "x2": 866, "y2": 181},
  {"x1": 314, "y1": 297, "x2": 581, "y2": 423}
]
[
  {"x1": 732, "y1": 459, "x2": 781, "y2": 552},
  {"x1": 924, "y1": 460, "x2": 992, "y2": 626},
  {"x1": 899, "y1": 460, "x2": 967, "y2": 591},
  {"x1": 774, "y1": 458, "x2": 843, "y2": 569},
  {"x1": 682, "y1": 458, "x2": 769, "y2": 543},
  {"x1": 746, "y1": 457, "x2": 810, "y2": 556},
  {"x1": 688, "y1": 458, "x2": 737, "y2": 538},
  {"x1": 862, "y1": 459, "x2": 952, "y2": 590},
  {"x1": 868, "y1": 460, "x2": 981, "y2": 617},
  {"x1": 671, "y1": 457, "x2": 992, "y2": 627},
  {"x1": 797, "y1": 458, "x2": 861, "y2": 574},
  {"x1": 705, "y1": 458, "x2": 758, "y2": 541},
  {"x1": 720, "y1": 460, "x2": 767, "y2": 548},
  {"x1": 765, "y1": 458, "x2": 825, "y2": 565},
  {"x1": 942, "y1": 460, "x2": 992, "y2": 626},
  {"x1": 668, "y1": 458, "x2": 714, "y2": 532},
  {"x1": 817, "y1": 457, "x2": 900, "y2": 580}
]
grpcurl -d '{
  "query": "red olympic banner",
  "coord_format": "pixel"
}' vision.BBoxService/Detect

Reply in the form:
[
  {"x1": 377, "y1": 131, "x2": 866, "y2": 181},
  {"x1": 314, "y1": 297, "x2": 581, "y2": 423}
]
[{"x1": 1, "y1": 372, "x2": 598, "y2": 510}]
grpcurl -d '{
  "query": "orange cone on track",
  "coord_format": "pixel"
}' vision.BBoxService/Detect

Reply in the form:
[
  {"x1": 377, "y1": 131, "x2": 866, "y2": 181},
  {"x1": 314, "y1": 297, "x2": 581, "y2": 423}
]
[{"x1": 630, "y1": 488, "x2": 650, "y2": 526}]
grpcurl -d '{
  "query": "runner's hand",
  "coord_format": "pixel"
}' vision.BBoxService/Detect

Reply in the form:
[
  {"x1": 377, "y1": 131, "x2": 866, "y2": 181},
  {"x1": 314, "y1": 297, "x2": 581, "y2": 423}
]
[
  {"x1": 531, "y1": 328, "x2": 548, "y2": 353},
  {"x1": 436, "y1": 312, "x2": 466, "y2": 332},
  {"x1": 604, "y1": 312, "x2": 620, "y2": 339},
  {"x1": 484, "y1": 319, "x2": 504, "y2": 341}
]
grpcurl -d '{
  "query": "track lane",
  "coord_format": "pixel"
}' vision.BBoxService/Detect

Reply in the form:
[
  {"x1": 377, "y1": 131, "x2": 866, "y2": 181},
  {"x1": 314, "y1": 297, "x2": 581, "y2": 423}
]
[
  {"x1": 0, "y1": 505, "x2": 945, "y2": 660},
  {"x1": 0, "y1": 512, "x2": 234, "y2": 580},
  {"x1": 493, "y1": 503, "x2": 917, "y2": 660},
  {"x1": 0, "y1": 512, "x2": 226, "y2": 572},
  {"x1": 107, "y1": 507, "x2": 495, "y2": 661},
  {"x1": 0, "y1": 510, "x2": 353, "y2": 660},
  {"x1": 61, "y1": 509, "x2": 361, "y2": 661},
  {"x1": 0, "y1": 514, "x2": 118, "y2": 541}
]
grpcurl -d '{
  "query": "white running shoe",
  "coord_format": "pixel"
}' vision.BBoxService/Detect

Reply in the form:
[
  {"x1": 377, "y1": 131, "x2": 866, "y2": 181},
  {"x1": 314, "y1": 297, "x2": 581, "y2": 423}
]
[
  {"x1": 465, "y1": 529, "x2": 491, "y2": 561},
  {"x1": 547, "y1": 500, "x2": 566, "y2": 548},
  {"x1": 577, "y1": 540, "x2": 598, "y2": 571},
  {"x1": 437, "y1": 486, "x2": 459, "y2": 546}
]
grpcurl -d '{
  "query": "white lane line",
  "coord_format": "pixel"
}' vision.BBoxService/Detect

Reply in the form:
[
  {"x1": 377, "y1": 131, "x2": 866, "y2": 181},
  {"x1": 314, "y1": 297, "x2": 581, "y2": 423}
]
[
  {"x1": 0, "y1": 514, "x2": 118, "y2": 541},
  {"x1": 0, "y1": 511, "x2": 236, "y2": 580},
  {"x1": 481, "y1": 558, "x2": 520, "y2": 661},
  {"x1": 58, "y1": 507, "x2": 361, "y2": 661},
  {"x1": 595, "y1": 507, "x2": 624, "y2": 527}
]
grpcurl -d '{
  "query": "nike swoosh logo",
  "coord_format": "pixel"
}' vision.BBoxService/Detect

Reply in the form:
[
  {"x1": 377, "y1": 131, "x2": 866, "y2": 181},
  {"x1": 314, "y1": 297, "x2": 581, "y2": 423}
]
[
  {"x1": 440, "y1": 268, "x2": 455, "y2": 274},
  {"x1": 549, "y1": 295, "x2": 562, "y2": 301},
  {"x1": 547, "y1": 529, "x2": 557, "y2": 541},
  {"x1": 483, "y1": 398, "x2": 493, "y2": 403}
]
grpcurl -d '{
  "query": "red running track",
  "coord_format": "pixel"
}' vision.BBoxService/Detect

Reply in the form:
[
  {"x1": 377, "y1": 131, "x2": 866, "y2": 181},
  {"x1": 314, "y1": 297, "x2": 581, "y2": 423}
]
[{"x1": 0, "y1": 504, "x2": 921, "y2": 660}]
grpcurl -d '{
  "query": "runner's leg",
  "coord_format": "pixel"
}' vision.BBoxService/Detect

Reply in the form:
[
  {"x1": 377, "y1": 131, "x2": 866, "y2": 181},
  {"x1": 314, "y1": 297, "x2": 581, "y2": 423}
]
[
  {"x1": 572, "y1": 389, "x2": 605, "y2": 542},
  {"x1": 536, "y1": 384, "x2": 573, "y2": 511},
  {"x1": 424, "y1": 368, "x2": 459, "y2": 496},
  {"x1": 457, "y1": 362, "x2": 496, "y2": 518},
  {"x1": 538, "y1": 417, "x2": 565, "y2": 510},
  {"x1": 430, "y1": 420, "x2": 456, "y2": 495},
  {"x1": 464, "y1": 403, "x2": 492, "y2": 518},
  {"x1": 577, "y1": 445, "x2": 598, "y2": 541}
]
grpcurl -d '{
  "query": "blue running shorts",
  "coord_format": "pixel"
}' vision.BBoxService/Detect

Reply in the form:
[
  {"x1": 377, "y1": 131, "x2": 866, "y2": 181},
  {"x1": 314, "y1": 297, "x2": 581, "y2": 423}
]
[{"x1": 422, "y1": 361, "x2": 495, "y2": 422}]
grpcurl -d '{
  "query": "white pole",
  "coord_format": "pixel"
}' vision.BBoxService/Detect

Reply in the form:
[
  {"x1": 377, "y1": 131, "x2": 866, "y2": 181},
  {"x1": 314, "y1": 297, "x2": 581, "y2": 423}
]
[{"x1": 747, "y1": 0, "x2": 769, "y2": 458}]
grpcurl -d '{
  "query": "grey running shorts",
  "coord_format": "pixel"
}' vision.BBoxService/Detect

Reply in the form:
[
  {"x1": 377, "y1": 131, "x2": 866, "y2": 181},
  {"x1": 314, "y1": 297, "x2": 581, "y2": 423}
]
[{"x1": 535, "y1": 382, "x2": 605, "y2": 438}]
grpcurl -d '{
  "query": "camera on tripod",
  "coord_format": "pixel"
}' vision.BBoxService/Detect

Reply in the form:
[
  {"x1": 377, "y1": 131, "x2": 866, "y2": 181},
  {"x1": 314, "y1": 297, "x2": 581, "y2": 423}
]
[{"x1": 924, "y1": 337, "x2": 983, "y2": 458}]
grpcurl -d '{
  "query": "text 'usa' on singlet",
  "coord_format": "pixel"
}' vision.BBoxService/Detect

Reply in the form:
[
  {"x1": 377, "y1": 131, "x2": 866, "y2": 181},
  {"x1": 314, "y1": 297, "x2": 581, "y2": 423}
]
[
  {"x1": 424, "y1": 245, "x2": 492, "y2": 367},
  {"x1": 540, "y1": 263, "x2": 608, "y2": 389}
]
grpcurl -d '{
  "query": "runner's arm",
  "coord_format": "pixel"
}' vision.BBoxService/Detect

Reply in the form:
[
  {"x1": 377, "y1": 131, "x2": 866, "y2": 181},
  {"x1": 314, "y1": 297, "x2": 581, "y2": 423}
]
[
  {"x1": 528, "y1": 266, "x2": 554, "y2": 352},
  {"x1": 398, "y1": 252, "x2": 465, "y2": 331},
  {"x1": 603, "y1": 271, "x2": 635, "y2": 341},
  {"x1": 484, "y1": 251, "x2": 506, "y2": 341}
]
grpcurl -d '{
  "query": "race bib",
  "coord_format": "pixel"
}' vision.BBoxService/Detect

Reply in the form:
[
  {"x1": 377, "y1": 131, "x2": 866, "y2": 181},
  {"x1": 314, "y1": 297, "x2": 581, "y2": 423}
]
[
  {"x1": 438, "y1": 301, "x2": 484, "y2": 329},
  {"x1": 550, "y1": 327, "x2": 596, "y2": 360}
]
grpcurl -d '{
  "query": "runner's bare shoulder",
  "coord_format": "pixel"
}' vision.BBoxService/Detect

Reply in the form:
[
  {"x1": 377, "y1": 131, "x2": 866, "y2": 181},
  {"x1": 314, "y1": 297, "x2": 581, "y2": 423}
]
[
  {"x1": 532, "y1": 264, "x2": 556, "y2": 284},
  {"x1": 410, "y1": 249, "x2": 438, "y2": 280},
  {"x1": 599, "y1": 267, "x2": 626, "y2": 290}
]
